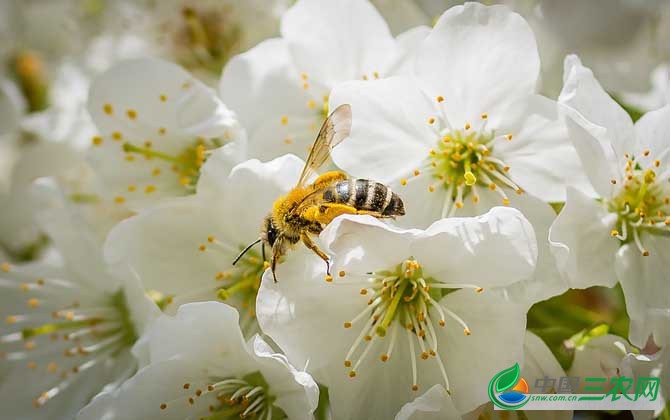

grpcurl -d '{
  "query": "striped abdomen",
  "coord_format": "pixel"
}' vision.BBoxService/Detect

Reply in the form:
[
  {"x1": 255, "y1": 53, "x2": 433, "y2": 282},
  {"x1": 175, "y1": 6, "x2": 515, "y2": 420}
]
[{"x1": 322, "y1": 179, "x2": 405, "y2": 216}]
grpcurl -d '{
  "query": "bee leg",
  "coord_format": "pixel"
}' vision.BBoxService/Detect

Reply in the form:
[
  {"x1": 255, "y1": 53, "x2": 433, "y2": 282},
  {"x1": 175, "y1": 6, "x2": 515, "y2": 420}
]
[
  {"x1": 261, "y1": 242, "x2": 266, "y2": 263},
  {"x1": 300, "y1": 233, "x2": 331, "y2": 275}
]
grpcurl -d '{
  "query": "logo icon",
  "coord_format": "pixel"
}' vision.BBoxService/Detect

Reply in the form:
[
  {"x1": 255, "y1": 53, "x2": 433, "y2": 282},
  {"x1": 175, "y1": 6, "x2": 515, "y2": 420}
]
[{"x1": 488, "y1": 364, "x2": 530, "y2": 410}]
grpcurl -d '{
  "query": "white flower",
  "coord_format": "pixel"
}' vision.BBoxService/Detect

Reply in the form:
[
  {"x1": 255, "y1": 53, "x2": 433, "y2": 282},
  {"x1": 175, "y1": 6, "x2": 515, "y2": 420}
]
[
  {"x1": 77, "y1": 301, "x2": 319, "y2": 420},
  {"x1": 551, "y1": 55, "x2": 670, "y2": 347},
  {"x1": 138, "y1": 0, "x2": 286, "y2": 84},
  {"x1": 328, "y1": 2, "x2": 588, "y2": 306},
  {"x1": 257, "y1": 207, "x2": 537, "y2": 418},
  {"x1": 104, "y1": 154, "x2": 304, "y2": 336},
  {"x1": 219, "y1": 0, "x2": 412, "y2": 161},
  {"x1": 528, "y1": 0, "x2": 670, "y2": 96},
  {"x1": 0, "y1": 180, "x2": 159, "y2": 419},
  {"x1": 87, "y1": 57, "x2": 242, "y2": 210}
]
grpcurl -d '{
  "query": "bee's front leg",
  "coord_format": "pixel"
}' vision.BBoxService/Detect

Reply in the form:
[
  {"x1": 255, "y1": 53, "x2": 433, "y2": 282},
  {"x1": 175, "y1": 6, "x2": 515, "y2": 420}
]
[{"x1": 300, "y1": 232, "x2": 331, "y2": 276}]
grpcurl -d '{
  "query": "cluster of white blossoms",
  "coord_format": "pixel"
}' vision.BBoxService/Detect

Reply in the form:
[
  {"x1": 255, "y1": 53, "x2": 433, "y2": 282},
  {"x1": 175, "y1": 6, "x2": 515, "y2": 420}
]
[{"x1": 1, "y1": 0, "x2": 669, "y2": 419}]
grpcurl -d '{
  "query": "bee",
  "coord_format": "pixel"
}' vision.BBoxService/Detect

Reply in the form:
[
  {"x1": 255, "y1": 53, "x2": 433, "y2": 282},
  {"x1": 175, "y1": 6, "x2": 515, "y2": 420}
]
[{"x1": 233, "y1": 104, "x2": 405, "y2": 281}]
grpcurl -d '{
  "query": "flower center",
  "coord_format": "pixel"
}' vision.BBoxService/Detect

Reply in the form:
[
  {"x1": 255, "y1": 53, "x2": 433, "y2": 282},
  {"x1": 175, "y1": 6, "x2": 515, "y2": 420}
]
[
  {"x1": 121, "y1": 137, "x2": 223, "y2": 191},
  {"x1": 0, "y1": 263, "x2": 138, "y2": 407},
  {"x1": 607, "y1": 151, "x2": 670, "y2": 256},
  {"x1": 399, "y1": 97, "x2": 521, "y2": 217},
  {"x1": 161, "y1": 371, "x2": 286, "y2": 419},
  {"x1": 170, "y1": 5, "x2": 243, "y2": 75},
  {"x1": 340, "y1": 259, "x2": 482, "y2": 393}
]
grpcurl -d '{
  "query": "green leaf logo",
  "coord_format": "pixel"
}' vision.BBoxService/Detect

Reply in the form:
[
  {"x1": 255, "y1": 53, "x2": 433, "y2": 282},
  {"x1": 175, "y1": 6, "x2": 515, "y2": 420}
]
[{"x1": 495, "y1": 363, "x2": 520, "y2": 393}]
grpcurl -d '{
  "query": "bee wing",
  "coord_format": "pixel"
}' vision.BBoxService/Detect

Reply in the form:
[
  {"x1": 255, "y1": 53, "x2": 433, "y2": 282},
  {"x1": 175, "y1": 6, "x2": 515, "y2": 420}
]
[{"x1": 296, "y1": 104, "x2": 352, "y2": 187}]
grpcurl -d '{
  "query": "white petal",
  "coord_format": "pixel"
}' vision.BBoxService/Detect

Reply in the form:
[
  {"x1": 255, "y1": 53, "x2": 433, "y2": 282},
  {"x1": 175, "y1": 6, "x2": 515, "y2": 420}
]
[
  {"x1": 411, "y1": 207, "x2": 537, "y2": 289},
  {"x1": 549, "y1": 186, "x2": 619, "y2": 288},
  {"x1": 436, "y1": 290, "x2": 527, "y2": 413},
  {"x1": 568, "y1": 334, "x2": 631, "y2": 391},
  {"x1": 329, "y1": 77, "x2": 434, "y2": 183},
  {"x1": 559, "y1": 55, "x2": 634, "y2": 159},
  {"x1": 414, "y1": 3, "x2": 540, "y2": 127},
  {"x1": 395, "y1": 385, "x2": 460, "y2": 420},
  {"x1": 249, "y1": 335, "x2": 319, "y2": 420},
  {"x1": 616, "y1": 238, "x2": 670, "y2": 348},
  {"x1": 561, "y1": 104, "x2": 621, "y2": 197},
  {"x1": 633, "y1": 104, "x2": 670, "y2": 170},
  {"x1": 281, "y1": 0, "x2": 399, "y2": 87},
  {"x1": 495, "y1": 94, "x2": 596, "y2": 201},
  {"x1": 89, "y1": 57, "x2": 235, "y2": 139},
  {"x1": 393, "y1": 25, "x2": 432, "y2": 75},
  {"x1": 320, "y1": 214, "x2": 421, "y2": 276},
  {"x1": 77, "y1": 358, "x2": 207, "y2": 420},
  {"x1": 147, "y1": 302, "x2": 252, "y2": 372},
  {"x1": 220, "y1": 38, "x2": 317, "y2": 161}
]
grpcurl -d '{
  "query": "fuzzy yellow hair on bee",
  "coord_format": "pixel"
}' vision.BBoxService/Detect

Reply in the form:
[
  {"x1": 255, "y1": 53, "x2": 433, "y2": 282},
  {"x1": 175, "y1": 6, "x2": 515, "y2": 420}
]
[{"x1": 233, "y1": 104, "x2": 406, "y2": 281}]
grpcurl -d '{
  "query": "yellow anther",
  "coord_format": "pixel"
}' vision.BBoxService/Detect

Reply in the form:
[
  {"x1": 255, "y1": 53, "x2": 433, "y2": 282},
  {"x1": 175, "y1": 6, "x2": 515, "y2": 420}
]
[
  {"x1": 151, "y1": 168, "x2": 161, "y2": 176},
  {"x1": 263, "y1": 261, "x2": 270, "y2": 269},
  {"x1": 301, "y1": 73, "x2": 308, "y2": 80},
  {"x1": 325, "y1": 275, "x2": 333, "y2": 282},
  {"x1": 344, "y1": 360, "x2": 352, "y2": 367},
  {"x1": 159, "y1": 94, "x2": 167, "y2": 102},
  {"x1": 198, "y1": 245, "x2": 207, "y2": 252},
  {"x1": 644, "y1": 169, "x2": 656, "y2": 184},
  {"x1": 158, "y1": 127, "x2": 166, "y2": 135},
  {"x1": 428, "y1": 185, "x2": 435, "y2": 192},
  {"x1": 481, "y1": 113, "x2": 488, "y2": 119},
  {"x1": 103, "y1": 103, "x2": 113, "y2": 115},
  {"x1": 112, "y1": 131, "x2": 123, "y2": 141},
  {"x1": 281, "y1": 116, "x2": 288, "y2": 125},
  {"x1": 144, "y1": 140, "x2": 152, "y2": 148},
  {"x1": 464, "y1": 328, "x2": 472, "y2": 336},
  {"x1": 428, "y1": 117, "x2": 435, "y2": 125},
  {"x1": 464, "y1": 171, "x2": 476, "y2": 186},
  {"x1": 215, "y1": 272, "x2": 225, "y2": 281},
  {"x1": 643, "y1": 149, "x2": 651, "y2": 156},
  {"x1": 207, "y1": 236, "x2": 215, "y2": 243},
  {"x1": 359, "y1": 288, "x2": 367, "y2": 295},
  {"x1": 421, "y1": 352, "x2": 429, "y2": 360},
  {"x1": 92, "y1": 136, "x2": 103, "y2": 146},
  {"x1": 611, "y1": 229, "x2": 619, "y2": 237},
  {"x1": 283, "y1": 137, "x2": 292, "y2": 144},
  {"x1": 502, "y1": 198, "x2": 510, "y2": 206},
  {"x1": 65, "y1": 311, "x2": 74, "y2": 320},
  {"x1": 412, "y1": 384, "x2": 419, "y2": 391},
  {"x1": 160, "y1": 403, "x2": 167, "y2": 410},
  {"x1": 373, "y1": 72, "x2": 379, "y2": 79},
  {"x1": 127, "y1": 185, "x2": 137, "y2": 192},
  {"x1": 47, "y1": 362, "x2": 57, "y2": 373},
  {"x1": 380, "y1": 354, "x2": 389, "y2": 362},
  {"x1": 1, "y1": 262, "x2": 10, "y2": 272},
  {"x1": 475, "y1": 287, "x2": 484, "y2": 293},
  {"x1": 343, "y1": 321, "x2": 352, "y2": 328},
  {"x1": 442, "y1": 136, "x2": 451, "y2": 143},
  {"x1": 436, "y1": 95, "x2": 444, "y2": 103},
  {"x1": 5, "y1": 315, "x2": 17, "y2": 324},
  {"x1": 307, "y1": 100, "x2": 316, "y2": 109},
  {"x1": 125, "y1": 154, "x2": 135, "y2": 162},
  {"x1": 438, "y1": 319, "x2": 446, "y2": 327},
  {"x1": 145, "y1": 185, "x2": 156, "y2": 194},
  {"x1": 473, "y1": 195, "x2": 479, "y2": 203},
  {"x1": 654, "y1": 160, "x2": 661, "y2": 167},
  {"x1": 25, "y1": 341, "x2": 35, "y2": 350},
  {"x1": 506, "y1": 134, "x2": 513, "y2": 141},
  {"x1": 114, "y1": 196, "x2": 125, "y2": 204},
  {"x1": 362, "y1": 74, "x2": 368, "y2": 80},
  {"x1": 179, "y1": 176, "x2": 191, "y2": 185},
  {"x1": 429, "y1": 149, "x2": 436, "y2": 156},
  {"x1": 303, "y1": 82, "x2": 309, "y2": 89},
  {"x1": 488, "y1": 183, "x2": 496, "y2": 191},
  {"x1": 400, "y1": 179, "x2": 407, "y2": 186},
  {"x1": 126, "y1": 109, "x2": 137, "y2": 120},
  {"x1": 455, "y1": 201, "x2": 464, "y2": 208},
  {"x1": 465, "y1": 122, "x2": 471, "y2": 130},
  {"x1": 27, "y1": 361, "x2": 37, "y2": 369},
  {"x1": 642, "y1": 250, "x2": 650, "y2": 256},
  {"x1": 413, "y1": 169, "x2": 421, "y2": 176},
  {"x1": 349, "y1": 371, "x2": 356, "y2": 378}
]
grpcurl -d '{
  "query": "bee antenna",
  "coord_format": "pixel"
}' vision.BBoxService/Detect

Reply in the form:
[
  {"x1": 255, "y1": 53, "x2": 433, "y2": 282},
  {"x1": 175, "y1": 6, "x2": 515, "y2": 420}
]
[{"x1": 232, "y1": 238, "x2": 262, "y2": 266}]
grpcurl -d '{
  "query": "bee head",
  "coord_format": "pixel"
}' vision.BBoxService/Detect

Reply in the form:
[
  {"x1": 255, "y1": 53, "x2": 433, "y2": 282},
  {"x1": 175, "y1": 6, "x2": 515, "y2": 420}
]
[{"x1": 261, "y1": 214, "x2": 279, "y2": 248}]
